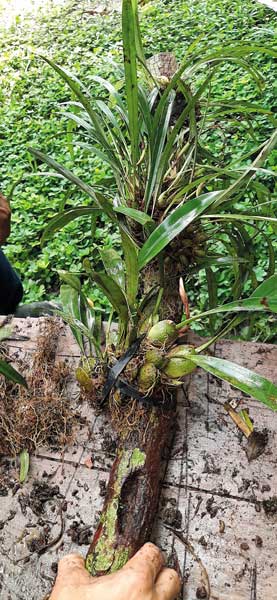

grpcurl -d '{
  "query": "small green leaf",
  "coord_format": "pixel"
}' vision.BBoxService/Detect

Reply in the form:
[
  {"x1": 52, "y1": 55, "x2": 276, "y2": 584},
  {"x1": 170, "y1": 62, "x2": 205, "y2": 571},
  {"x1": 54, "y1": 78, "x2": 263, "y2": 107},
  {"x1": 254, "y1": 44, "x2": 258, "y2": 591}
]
[
  {"x1": 90, "y1": 271, "x2": 129, "y2": 325},
  {"x1": 100, "y1": 248, "x2": 125, "y2": 288},
  {"x1": 189, "y1": 354, "x2": 277, "y2": 411},
  {"x1": 114, "y1": 206, "x2": 154, "y2": 226},
  {"x1": 58, "y1": 271, "x2": 82, "y2": 292},
  {"x1": 138, "y1": 191, "x2": 219, "y2": 269},
  {"x1": 0, "y1": 359, "x2": 28, "y2": 388},
  {"x1": 239, "y1": 410, "x2": 254, "y2": 434},
  {"x1": 19, "y1": 449, "x2": 30, "y2": 483},
  {"x1": 60, "y1": 284, "x2": 84, "y2": 351}
]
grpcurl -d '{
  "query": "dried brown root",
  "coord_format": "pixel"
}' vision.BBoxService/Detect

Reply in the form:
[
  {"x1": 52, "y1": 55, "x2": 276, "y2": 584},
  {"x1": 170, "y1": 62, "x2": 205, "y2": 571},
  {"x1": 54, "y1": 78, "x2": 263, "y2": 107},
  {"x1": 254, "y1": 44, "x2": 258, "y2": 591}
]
[
  {"x1": 109, "y1": 395, "x2": 147, "y2": 441},
  {"x1": 0, "y1": 318, "x2": 76, "y2": 457}
]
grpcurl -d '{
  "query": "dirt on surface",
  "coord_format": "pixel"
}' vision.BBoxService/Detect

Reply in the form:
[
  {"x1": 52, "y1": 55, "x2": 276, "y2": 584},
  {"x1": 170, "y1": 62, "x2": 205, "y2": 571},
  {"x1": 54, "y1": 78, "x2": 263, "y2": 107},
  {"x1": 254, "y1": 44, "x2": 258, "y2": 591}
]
[
  {"x1": 246, "y1": 429, "x2": 269, "y2": 462},
  {"x1": 67, "y1": 520, "x2": 93, "y2": 545},
  {"x1": 28, "y1": 480, "x2": 64, "y2": 516},
  {"x1": 263, "y1": 496, "x2": 277, "y2": 516}
]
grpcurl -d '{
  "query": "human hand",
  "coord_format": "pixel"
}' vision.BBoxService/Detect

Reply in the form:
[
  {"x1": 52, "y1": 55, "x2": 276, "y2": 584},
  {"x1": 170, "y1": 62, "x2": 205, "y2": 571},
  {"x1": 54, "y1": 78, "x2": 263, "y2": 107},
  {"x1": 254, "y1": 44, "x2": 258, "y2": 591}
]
[
  {"x1": 49, "y1": 542, "x2": 181, "y2": 600},
  {"x1": 0, "y1": 193, "x2": 11, "y2": 245}
]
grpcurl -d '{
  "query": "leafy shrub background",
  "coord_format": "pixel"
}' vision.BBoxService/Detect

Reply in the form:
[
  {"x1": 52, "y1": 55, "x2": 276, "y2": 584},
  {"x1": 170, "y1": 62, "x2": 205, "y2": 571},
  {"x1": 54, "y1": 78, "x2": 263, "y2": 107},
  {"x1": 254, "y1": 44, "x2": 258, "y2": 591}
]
[{"x1": 0, "y1": 0, "x2": 276, "y2": 338}]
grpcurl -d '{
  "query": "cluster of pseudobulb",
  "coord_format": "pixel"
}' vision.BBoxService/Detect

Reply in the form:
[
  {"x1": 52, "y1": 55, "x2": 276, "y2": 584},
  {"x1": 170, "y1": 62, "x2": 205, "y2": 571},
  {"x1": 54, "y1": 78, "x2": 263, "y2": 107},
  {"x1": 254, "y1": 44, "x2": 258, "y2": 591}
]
[{"x1": 137, "y1": 320, "x2": 196, "y2": 394}]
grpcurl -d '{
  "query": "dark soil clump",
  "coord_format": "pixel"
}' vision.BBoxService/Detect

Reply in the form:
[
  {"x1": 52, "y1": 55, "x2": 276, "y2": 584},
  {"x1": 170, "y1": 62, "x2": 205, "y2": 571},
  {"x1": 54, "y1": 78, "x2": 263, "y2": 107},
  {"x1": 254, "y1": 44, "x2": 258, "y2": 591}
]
[
  {"x1": 26, "y1": 529, "x2": 49, "y2": 553},
  {"x1": 196, "y1": 586, "x2": 208, "y2": 599},
  {"x1": 263, "y1": 496, "x2": 277, "y2": 517},
  {"x1": 29, "y1": 480, "x2": 63, "y2": 516},
  {"x1": 67, "y1": 520, "x2": 93, "y2": 545},
  {"x1": 163, "y1": 507, "x2": 182, "y2": 529},
  {"x1": 18, "y1": 480, "x2": 63, "y2": 517},
  {"x1": 246, "y1": 430, "x2": 268, "y2": 462},
  {"x1": 206, "y1": 497, "x2": 218, "y2": 518}
]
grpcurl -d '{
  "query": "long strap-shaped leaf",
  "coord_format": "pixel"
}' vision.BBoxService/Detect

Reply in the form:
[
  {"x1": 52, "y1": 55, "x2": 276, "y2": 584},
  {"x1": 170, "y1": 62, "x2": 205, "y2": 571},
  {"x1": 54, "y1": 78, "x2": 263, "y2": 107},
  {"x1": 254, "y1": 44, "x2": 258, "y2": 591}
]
[
  {"x1": 122, "y1": 0, "x2": 139, "y2": 173},
  {"x1": 120, "y1": 227, "x2": 139, "y2": 307},
  {"x1": 143, "y1": 90, "x2": 176, "y2": 212},
  {"x1": 138, "y1": 191, "x2": 219, "y2": 269},
  {"x1": 41, "y1": 207, "x2": 100, "y2": 244},
  {"x1": 39, "y1": 57, "x2": 115, "y2": 161},
  {"x1": 100, "y1": 248, "x2": 125, "y2": 289},
  {"x1": 61, "y1": 111, "x2": 123, "y2": 174},
  {"x1": 202, "y1": 213, "x2": 277, "y2": 224},
  {"x1": 181, "y1": 274, "x2": 277, "y2": 327},
  {"x1": 151, "y1": 71, "x2": 215, "y2": 210},
  {"x1": 132, "y1": 0, "x2": 146, "y2": 67},
  {"x1": 60, "y1": 284, "x2": 85, "y2": 352},
  {"x1": 90, "y1": 271, "x2": 129, "y2": 326},
  {"x1": 28, "y1": 149, "x2": 115, "y2": 220},
  {"x1": 189, "y1": 354, "x2": 277, "y2": 412},
  {"x1": 211, "y1": 129, "x2": 277, "y2": 209}
]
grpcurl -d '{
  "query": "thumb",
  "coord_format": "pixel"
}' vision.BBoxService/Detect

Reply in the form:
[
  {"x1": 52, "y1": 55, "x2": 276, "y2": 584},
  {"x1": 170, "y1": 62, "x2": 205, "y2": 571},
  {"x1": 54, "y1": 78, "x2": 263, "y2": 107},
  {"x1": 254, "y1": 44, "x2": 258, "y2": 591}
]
[{"x1": 52, "y1": 554, "x2": 92, "y2": 590}]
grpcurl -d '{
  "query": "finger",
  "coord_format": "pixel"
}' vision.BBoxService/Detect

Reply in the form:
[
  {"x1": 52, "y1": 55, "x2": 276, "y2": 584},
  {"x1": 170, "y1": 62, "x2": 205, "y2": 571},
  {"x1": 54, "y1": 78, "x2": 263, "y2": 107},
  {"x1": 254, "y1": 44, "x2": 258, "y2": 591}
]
[
  {"x1": 123, "y1": 542, "x2": 164, "y2": 583},
  {"x1": 154, "y1": 567, "x2": 182, "y2": 600},
  {"x1": 55, "y1": 554, "x2": 91, "y2": 586}
]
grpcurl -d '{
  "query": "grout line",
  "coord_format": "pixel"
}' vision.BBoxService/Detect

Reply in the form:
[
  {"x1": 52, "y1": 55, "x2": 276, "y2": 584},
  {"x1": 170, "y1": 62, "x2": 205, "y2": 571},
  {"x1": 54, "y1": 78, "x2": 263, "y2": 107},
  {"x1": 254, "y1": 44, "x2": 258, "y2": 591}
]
[{"x1": 163, "y1": 479, "x2": 262, "y2": 506}]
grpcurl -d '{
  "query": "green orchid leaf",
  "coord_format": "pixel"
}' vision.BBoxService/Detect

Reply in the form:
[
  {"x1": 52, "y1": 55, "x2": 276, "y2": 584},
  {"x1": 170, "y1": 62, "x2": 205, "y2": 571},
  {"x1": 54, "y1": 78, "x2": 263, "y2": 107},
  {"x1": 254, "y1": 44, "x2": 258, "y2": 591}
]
[
  {"x1": 0, "y1": 359, "x2": 28, "y2": 388},
  {"x1": 19, "y1": 449, "x2": 30, "y2": 484},
  {"x1": 250, "y1": 274, "x2": 277, "y2": 306},
  {"x1": 189, "y1": 354, "x2": 277, "y2": 411},
  {"x1": 211, "y1": 129, "x2": 277, "y2": 209},
  {"x1": 90, "y1": 271, "x2": 129, "y2": 324},
  {"x1": 195, "y1": 256, "x2": 248, "y2": 267},
  {"x1": 203, "y1": 214, "x2": 277, "y2": 225},
  {"x1": 42, "y1": 207, "x2": 100, "y2": 244},
  {"x1": 185, "y1": 274, "x2": 277, "y2": 325},
  {"x1": 62, "y1": 110, "x2": 123, "y2": 173},
  {"x1": 132, "y1": 0, "x2": 146, "y2": 66},
  {"x1": 114, "y1": 206, "x2": 154, "y2": 226},
  {"x1": 120, "y1": 228, "x2": 139, "y2": 307},
  {"x1": 100, "y1": 248, "x2": 125, "y2": 289},
  {"x1": 39, "y1": 56, "x2": 119, "y2": 164},
  {"x1": 29, "y1": 149, "x2": 97, "y2": 200},
  {"x1": 144, "y1": 90, "x2": 176, "y2": 211},
  {"x1": 122, "y1": 0, "x2": 139, "y2": 170},
  {"x1": 58, "y1": 271, "x2": 82, "y2": 292},
  {"x1": 138, "y1": 191, "x2": 219, "y2": 269},
  {"x1": 60, "y1": 284, "x2": 84, "y2": 351},
  {"x1": 28, "y1": 149, "x2": 115, "y2": 219}
]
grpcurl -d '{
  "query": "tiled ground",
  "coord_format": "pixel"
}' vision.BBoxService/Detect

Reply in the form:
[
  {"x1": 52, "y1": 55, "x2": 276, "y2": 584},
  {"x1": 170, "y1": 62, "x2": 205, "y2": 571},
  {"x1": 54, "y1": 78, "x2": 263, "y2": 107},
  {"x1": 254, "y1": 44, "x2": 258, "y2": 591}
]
[{"x1": 0, "y1": 318, "x2": 276, "y2": 599}]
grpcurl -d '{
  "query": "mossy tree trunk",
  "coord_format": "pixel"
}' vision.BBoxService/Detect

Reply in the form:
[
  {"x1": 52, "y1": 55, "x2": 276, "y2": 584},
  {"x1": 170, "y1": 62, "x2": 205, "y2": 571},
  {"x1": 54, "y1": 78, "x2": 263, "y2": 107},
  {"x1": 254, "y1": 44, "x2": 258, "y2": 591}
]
[
  {"x1": 86, "y1": 264, "x2": 182, "y2": 575},
  {"x1": 86, "y1": 398, "x2": 176, "y2": 575}
]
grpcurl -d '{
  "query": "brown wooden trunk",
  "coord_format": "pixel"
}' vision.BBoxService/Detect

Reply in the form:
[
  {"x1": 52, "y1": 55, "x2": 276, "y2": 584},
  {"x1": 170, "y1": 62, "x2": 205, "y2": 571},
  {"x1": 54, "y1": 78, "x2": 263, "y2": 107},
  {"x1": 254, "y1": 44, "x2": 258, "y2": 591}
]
[
  {"x1": 86, "y1": 398, "x2": 176, "y2": 575},
  {"x1": 86, "y1": 263, "x2": 182, "y2": 576}
]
